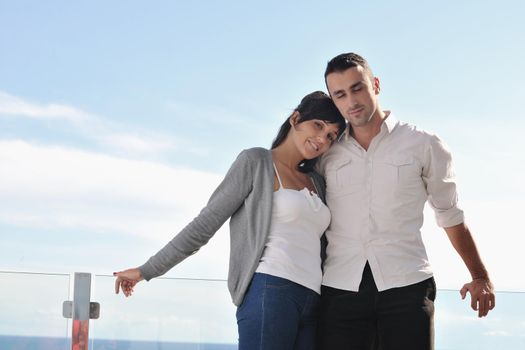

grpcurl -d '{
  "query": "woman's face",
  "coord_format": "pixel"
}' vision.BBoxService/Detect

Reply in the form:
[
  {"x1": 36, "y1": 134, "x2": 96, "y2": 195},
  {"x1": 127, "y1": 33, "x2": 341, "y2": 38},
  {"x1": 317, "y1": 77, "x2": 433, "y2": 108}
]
[{"x1": 291, "y1": 117, "x2": 340, "y2": 160}]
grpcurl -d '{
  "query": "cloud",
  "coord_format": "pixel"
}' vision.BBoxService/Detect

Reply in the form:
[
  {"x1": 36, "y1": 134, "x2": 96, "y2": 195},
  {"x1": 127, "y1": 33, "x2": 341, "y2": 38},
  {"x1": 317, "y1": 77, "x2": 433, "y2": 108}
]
[
  {"x1": 97, "y1": 132, "x2": 177, "y2": 154},
  {"x1": 422, "y1": 198, "x2": 525, "y2": 292},
  {"x1": 484, "y1": 330, "x2": 511, "y2": 337},
  {"x1": 0, "y1": 92, "x2": 234, "y2": 278},
  {"x1": 0, "y1": 140, "x2": 222, "y2": 240},
  {"x1": 0, "y1": 91, "x2": 89, "y2": 122},
  {"x1": 0, "y1": 271, "x2": 237, "y2": 342},
  {"x1": 165, "y1": 98, "x2": 274, "y2": 130},
  {"x1": 0, "y1": 272, "x2": 70, "y2": 337},
  {"x1": 92, "y1": 277, "x2": 237, "y2": 342},
  {"x1": 0, "y1": 90, "x2": 178, "y2": 155}
]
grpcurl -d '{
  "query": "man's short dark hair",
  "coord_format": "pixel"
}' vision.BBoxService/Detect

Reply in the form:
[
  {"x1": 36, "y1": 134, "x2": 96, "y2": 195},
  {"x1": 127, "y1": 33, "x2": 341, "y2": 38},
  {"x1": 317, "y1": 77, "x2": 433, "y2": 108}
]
[{"x1": 324, "y1": 52, "x2": 374, "y2": 80}]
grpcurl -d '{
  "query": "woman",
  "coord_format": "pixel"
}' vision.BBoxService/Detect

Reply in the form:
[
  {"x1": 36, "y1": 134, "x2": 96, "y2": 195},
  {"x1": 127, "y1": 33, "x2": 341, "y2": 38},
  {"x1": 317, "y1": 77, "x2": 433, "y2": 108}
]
[{"x1": 114, "y1": 91, "x2": 346, "y2": 350}]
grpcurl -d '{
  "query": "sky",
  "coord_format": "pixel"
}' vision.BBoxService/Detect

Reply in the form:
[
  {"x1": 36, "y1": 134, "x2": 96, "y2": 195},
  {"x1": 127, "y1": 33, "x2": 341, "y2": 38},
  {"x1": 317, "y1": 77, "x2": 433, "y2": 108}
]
[{"x1": 1, "y1": 0, "x2": 525, "y2": 345}]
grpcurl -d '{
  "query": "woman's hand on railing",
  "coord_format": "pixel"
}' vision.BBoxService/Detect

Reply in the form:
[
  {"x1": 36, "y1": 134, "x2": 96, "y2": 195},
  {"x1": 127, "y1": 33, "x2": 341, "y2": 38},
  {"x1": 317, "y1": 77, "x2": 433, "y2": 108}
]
[{"x1": 113, "y1": 268, "x2": 144, "y2": 297}]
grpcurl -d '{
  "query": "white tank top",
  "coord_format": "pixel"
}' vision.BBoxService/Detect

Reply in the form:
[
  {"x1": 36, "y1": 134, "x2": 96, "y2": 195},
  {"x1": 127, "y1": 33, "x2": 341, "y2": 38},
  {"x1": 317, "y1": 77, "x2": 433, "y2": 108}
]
[{"x1": 256, "y1": 163, "x2": 331, "y2": 294}]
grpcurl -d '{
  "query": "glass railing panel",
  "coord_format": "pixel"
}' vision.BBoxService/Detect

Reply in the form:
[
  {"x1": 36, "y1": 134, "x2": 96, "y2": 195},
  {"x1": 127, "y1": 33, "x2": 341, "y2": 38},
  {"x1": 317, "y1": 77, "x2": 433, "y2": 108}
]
[
  {"x1": 3, "y1": 270, "x2": 520, "y2": 350},
  {"x1": 0, "y1": 271, "x2": 71, "y2": 349},
  {"x1": 435, "y1": 289, "x2": 525, "y2": 349},
  {"x1": 92, "y1": 274, "x2": 237, "y2": 349},
  {"x1": 92, "y1": 275, "x2": 524, "y2": 350}
]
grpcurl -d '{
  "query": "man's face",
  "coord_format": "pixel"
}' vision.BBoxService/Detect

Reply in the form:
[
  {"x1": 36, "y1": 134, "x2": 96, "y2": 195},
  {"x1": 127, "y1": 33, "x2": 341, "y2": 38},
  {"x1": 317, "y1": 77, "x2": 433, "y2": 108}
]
[{"x1": 326, "y1": 66, "x2": 380, "y2": 129}]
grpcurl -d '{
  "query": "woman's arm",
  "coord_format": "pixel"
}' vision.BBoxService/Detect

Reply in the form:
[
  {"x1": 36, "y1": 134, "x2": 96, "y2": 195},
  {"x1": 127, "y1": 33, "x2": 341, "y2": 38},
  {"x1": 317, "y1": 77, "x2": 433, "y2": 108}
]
[{"x1": 114, "y1": 149, "x2": 257, "y2": 295}]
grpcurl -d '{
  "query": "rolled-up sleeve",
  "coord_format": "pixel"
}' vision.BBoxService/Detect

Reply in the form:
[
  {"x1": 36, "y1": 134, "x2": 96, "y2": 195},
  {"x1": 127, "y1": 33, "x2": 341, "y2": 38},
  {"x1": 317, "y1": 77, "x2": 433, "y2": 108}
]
[{"x1": 422, "y1": 135, "x2": 465, "y2": 228}]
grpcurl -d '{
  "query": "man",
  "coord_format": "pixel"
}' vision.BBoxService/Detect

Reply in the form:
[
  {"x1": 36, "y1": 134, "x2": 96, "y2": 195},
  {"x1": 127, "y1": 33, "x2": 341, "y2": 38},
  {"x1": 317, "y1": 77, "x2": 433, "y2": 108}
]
[{"x1": 316, "y1": 52, "x2": 495, "y2": 350}]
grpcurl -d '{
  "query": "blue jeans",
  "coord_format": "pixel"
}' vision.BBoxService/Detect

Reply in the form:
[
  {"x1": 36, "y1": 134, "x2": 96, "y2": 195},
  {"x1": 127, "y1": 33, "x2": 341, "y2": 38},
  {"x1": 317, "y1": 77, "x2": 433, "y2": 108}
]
[{"x1": 236, "y1": 273, "x2": 320, "y2": 350}]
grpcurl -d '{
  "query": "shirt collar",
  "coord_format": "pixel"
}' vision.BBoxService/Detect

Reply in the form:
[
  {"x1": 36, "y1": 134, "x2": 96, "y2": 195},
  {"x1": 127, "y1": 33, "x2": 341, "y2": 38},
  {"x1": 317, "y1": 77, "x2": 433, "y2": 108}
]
[
  {"x1": 382, "y1": 111, "x2": 397, "y2": 134},
  {"x1": 344, "y1": 110, "x2": 397, "y2": 142}
]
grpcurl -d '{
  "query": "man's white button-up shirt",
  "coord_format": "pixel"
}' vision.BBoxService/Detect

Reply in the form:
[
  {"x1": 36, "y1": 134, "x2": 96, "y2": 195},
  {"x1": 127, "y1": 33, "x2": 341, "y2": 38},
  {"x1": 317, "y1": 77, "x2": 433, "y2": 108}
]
[{"x1": 317, "y1": 113, "x2": 464, "y2": 291}]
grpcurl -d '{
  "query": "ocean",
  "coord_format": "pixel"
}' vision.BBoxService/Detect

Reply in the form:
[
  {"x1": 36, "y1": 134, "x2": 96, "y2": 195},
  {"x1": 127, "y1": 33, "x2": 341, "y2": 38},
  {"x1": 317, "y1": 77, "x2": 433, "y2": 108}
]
[{"x1": 0, "y1": 335, "x2": 236, "y2": 349}]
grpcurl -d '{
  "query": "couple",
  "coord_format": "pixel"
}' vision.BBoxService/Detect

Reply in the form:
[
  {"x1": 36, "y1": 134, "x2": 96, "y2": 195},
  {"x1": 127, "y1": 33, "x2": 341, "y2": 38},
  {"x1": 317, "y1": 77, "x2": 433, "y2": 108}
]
[{"x1": 114, "y1": 53, "x2": 495, "y2": 350}]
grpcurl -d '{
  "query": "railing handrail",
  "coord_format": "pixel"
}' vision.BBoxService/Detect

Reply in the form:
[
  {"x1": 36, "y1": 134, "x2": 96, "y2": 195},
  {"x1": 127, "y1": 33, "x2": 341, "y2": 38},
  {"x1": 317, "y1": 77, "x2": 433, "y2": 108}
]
[
  {"x1": 1, "y1": 270, "x2": 523, "y2": 293},
  {"x1": 0, "y1": 269, "x2": 70, "y2": 277}
]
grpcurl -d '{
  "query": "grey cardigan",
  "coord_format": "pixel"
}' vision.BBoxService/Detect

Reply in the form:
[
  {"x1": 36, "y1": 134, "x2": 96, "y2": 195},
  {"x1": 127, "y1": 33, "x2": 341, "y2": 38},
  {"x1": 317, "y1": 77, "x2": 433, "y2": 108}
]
[{"x1": 139, "y1": 147, "x2": 327, "y2": 306}]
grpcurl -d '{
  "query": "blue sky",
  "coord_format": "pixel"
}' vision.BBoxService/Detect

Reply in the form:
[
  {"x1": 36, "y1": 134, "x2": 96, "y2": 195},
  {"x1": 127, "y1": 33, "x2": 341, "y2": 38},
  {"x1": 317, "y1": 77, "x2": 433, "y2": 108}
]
[{"x1": 1, "y1": 0, "x2": 525, "y2": 344}]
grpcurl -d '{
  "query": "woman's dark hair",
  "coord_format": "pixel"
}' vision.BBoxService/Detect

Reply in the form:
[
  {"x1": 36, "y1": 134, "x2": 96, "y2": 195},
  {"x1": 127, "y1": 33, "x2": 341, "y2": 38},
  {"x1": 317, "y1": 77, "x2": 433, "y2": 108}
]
[{"x1": 271, "y1": 91, "x2": 346, "y2": 173}]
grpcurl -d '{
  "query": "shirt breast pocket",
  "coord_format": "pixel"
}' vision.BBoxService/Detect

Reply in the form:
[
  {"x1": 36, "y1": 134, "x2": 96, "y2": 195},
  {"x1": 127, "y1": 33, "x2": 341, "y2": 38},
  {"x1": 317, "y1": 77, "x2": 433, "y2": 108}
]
[
  {"x1": 326, "y1": 159, "x2": 363, "y2": 196},
  {"x1": 376, "y1": 155, "x2": 422, "y2": 193}
]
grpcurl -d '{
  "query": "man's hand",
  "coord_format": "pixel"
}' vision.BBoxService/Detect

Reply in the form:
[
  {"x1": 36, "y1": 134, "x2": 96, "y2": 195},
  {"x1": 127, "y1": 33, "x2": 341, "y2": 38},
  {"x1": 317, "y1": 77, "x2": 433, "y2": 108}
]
[
  {"x1": 444, "y1": 223, "x2": 495, "y2": 317},
  {"x1": 460, "y1": 278, "x2": 495, "y2": 317}
]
